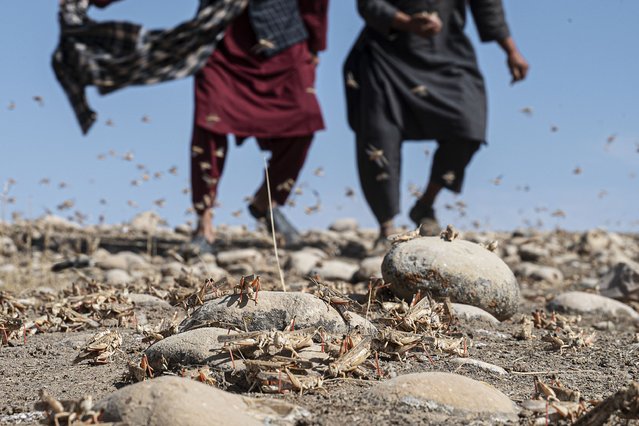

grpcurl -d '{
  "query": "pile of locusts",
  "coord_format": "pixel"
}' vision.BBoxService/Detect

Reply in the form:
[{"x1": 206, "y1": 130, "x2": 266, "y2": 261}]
[
  {"x1": 167, "y1": 276, "x2": 470, "y2": 395},
  {"x1": 1, "y1": 280, "x2": 134, "y2": 363}
]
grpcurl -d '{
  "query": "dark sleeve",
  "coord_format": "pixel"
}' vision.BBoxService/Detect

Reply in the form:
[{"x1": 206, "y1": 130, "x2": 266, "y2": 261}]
[
  {"x1": 90, "y1": 0, "x2": 120, "y2": 8},
  {"x1": 356, "y1": 0, "x2": 397, "y2": 36},
  {"x1": 469, "y1": 0, "x2": 511, "y2": 42},
  {"x1": 299, "y1": 0, "x2": 329, "y2": 53}
]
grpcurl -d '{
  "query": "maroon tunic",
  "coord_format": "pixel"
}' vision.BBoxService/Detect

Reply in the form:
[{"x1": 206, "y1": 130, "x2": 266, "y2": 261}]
[{"x1": 194, "y1": 2, "x2": 328, "y2": 138}]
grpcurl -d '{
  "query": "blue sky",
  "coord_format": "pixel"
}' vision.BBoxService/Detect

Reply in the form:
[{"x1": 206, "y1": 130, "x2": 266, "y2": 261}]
[{"x1": 1, "y1": 0, "x2": 638, "y2": 232}]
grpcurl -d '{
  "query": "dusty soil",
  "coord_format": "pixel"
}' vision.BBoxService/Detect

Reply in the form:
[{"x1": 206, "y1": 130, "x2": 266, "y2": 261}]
[{"x1": 1, "y1": 222, "x2": 638, "y2": 425}]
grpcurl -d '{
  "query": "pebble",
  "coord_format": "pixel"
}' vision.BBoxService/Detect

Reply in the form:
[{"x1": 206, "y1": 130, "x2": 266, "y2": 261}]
[
  {"x1": 328, "y1": 218, "x2": 359, "y2": 232},
  {"x1": 311, "y1": 259, "x2": 359, "y2": 282},
  {"x1": 599, "y1": 260, "x2": 639, "y2": 301},
  {"x1": 104, "y1": 269, "x2": 133, "y2": 285},
  {"x1": 216, "y1": 249, "x2": 264, "y2": 267},
  {"x1": 592, "y1": 320, "x2": 616, "y2": 331},
  {"x1": 160, "y1": 261, "x2": 185, "y2": 278},
  {"x1": 518, "y1": 243, "x2": 549, "y2": 261},
  {"x1": 0, "y1": 264, "x2": 17, "y2": 274},
  {"x1": 382, "y1": 237, "x2": 520, "y2": 320},
  {"x1": 174, "y1": 223, "x2": 192, "y2": 236},
  {"x1": 36, "y1": 214, "x2": 80, "y2": 230},
  {"x1": 127, "y1": 293, "x2": 172, "y2": 309},
  {"x1": 451, "y1": 303, "x2": 499, "y2": 325},
  {"x1": 579, "y1": 229, "x2": 613, "y2": 253},
  {"x1": 129, "y1": 211, "x2": 164, "y2": 233},
  {"x1": 548, "y1": 291, "x2": 639, "y2": 320},
  {"x1": 192, "y1": 263, "x2": 228, "y2": 281},
  {"x1": 0, "y1": 236, "x2": 17, "y2": 256},
  {"x1": 370, "y1": 372, "x2": 518, "y2": 421},
  {"x1": 179, "y1": 291, "x2": 375, "y2": 334},
  {"x1": 95, "y1": 251, "x2": 148, "y2": 272},
  {"x1": 95, "y1": 376, "x2": 306, "y2": 426},
  {"x1": 354, "y1": 256, "x2": 384, "y2": 282},
  {"x1": 450, "y1": 358, "x2": 508, "y2": 375},
  {"x1": 516, "y1": 263, "x2": 564, "y2": 285},
  {"x1": 286, "y1": 249, "x2": 325, "y2": 276}
]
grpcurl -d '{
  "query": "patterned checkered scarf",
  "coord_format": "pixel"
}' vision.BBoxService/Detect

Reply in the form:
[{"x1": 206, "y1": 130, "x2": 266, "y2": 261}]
[{"x1": 53, "y1": 0, "x2": 248, "y2": 134}]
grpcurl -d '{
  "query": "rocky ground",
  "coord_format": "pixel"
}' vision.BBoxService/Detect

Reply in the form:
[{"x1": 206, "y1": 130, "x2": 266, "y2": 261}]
[{"x1": 1, "y1": 213, "x2": 639, "y2": 425}]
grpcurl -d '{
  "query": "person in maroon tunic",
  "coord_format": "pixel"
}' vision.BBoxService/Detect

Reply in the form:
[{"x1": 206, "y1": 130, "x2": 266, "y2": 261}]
[
  {"x1": 192, "y1": 1, "x2": 328, "y2": 248},
  {"x1": 88, "y1": 0, "x2": 328, "y2": 248}
]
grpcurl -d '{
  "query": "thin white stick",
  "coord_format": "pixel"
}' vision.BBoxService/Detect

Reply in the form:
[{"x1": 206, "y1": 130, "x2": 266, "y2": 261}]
[{"x1": 263, "y1": 157, "x2": 287, "y2": 292}]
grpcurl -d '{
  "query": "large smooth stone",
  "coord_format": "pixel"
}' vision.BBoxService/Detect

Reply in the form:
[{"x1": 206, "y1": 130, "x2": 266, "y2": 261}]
[
  {"x1": 96, "y1": 376, "x2": 305, "y2": 426},
  {"x1": 371, "y1": 372, "x2": 517, "y2": 421},
  {"x1": 382, "y1": 237, "x2": 520, "y2": 320},
  {"x1": 179, "y1": 291, "x2": 375, "y2": 334},
  {"x1": 548, "y1": 291, "x2": 639, "y2": 320},
  {"x1": 145, "y1": 328, "x2": 236, "y2": 372}
]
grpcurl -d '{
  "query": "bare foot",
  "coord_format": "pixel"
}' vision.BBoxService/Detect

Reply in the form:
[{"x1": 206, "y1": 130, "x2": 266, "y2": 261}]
[{"x1": 195, "y1": 209, "x2": 215, "y2": 243}]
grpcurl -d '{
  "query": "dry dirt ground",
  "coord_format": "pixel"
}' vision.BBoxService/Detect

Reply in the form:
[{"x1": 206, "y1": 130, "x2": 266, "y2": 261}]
[{"x1": 1, "y1": 221, "x2": 638, "y2": 425}]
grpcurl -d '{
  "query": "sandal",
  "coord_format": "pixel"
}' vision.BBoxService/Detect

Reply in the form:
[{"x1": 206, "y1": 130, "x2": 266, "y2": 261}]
[
  {"x1": 409, "y1": 202, "x2": 440, "y2": 236},
  {"x1": 249, "y1": 204, "x2": 302, "y2": 248}
]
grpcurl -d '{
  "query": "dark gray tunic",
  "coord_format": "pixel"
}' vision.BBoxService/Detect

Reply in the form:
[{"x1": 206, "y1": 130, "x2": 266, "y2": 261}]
[{"x1": 344, "y1": 0, "x2": 510, "y2": 142}]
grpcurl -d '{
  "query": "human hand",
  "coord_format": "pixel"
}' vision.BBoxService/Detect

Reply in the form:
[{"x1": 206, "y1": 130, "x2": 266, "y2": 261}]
[
  {"x1": 310, "y1": 53, "x2": 320, "y2": 67},
  {"x1": 507, "y1": 50, "x2": 529, "y2": 84},
  {"x1": 409, "y1": 12, "x2": 442, "y2": 38}
]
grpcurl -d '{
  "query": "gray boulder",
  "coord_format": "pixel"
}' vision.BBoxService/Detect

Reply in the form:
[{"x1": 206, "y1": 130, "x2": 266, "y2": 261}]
[
  {"x1": 311, "y1": 259, "x2": 359, "y2": 282},
  {"x1": 599, "y1": 261, "x2": 639, "y2": 301},
  {"x1": 145, "y1": 328, "x2": 236, "y2": 372},
  {"x1": 548, "y1": 291, "x2": 639, "y2": 320},
  {"x1": 96, "y1": 376, "x2": 305, "y2": 426},
  {"x1": 216, "y1": 249, "x2": 263, "y2": 267},
  {"x1": 285, "y1": 249, "x2": 325, "y2": 276},
  {"x1": 516, "y1": 263, "x2": 564, "y2": 285},
  {"x1": 104, "y1": 269, "x2": 132, "y2": 285},
  {"x1": 382, "y1": 237, "x2": 520, "y2": 320},
  {"x1": 354, "y1": 256, "x2": 384, "y2": 282},
  {"x1": 518, "y1": 243, "x2": 549, "y2": 261},
  {"x1": 179, "y1": 291, "x2": 374, "y2": 334},
  {"x1": 370, "y1": 372, "x2": 517, "y2": 422},
  {"x1": 328, "y1": 218, "x2": 359, "y2": 232}
]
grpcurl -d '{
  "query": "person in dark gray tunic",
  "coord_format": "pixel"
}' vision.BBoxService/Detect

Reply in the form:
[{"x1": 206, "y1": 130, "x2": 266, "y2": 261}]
[{"x1": 344, "y1": 0, "x2": 528, "y2": 240}]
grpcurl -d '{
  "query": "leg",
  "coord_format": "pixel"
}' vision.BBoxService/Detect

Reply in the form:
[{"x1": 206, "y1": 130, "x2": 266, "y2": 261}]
[
  {"x1": 410, "y1": 139, "x2": 481, "y2": 227},
  {"x1": 356, "y1": 124, "x2": 403, "y2": 238},
  {"x1": 191, "y1": 125, "x2": 228, "y2": 243},
  {"x1": 250, "y1": 135, "x2": 313, "y2": 215},
  {"x1": 428, "y1": 138, "x2": 481, "y2": 195}
]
